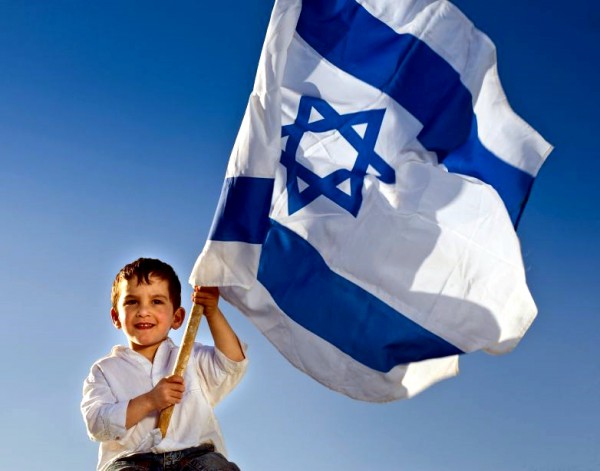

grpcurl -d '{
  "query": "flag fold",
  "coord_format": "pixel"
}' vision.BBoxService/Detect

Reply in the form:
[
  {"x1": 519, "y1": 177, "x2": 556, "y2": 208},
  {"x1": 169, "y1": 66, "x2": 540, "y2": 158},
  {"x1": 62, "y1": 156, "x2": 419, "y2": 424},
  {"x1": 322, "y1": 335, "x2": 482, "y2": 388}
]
[{"x1": 191, "y1": 0, "x2": 552, "y2": 401}]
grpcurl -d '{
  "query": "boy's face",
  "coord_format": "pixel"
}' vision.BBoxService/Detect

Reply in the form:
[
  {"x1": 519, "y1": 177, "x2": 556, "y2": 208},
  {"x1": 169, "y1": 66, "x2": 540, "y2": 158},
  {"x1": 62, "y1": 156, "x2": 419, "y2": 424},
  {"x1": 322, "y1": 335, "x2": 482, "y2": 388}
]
[{"x1": 111, "y1": 275, "x2": 184, "y2": 361}]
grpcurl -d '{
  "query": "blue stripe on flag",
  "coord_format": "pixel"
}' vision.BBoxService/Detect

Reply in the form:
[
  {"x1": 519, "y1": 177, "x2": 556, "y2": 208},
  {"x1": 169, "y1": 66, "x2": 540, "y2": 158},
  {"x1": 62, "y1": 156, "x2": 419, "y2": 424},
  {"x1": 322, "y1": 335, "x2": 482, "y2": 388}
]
[
  {"x1": 258, "y1": 219, "x2": 464, "y2": 372},
  {"x1": 208, "y1": 176, "x2": 273, "y2": 243},
  {"x1": 443, "y1": 117, "x2": 535, "y2": 225},
  {"x1": 297, "y1": 0, "x2": 533, "y2": 225}
]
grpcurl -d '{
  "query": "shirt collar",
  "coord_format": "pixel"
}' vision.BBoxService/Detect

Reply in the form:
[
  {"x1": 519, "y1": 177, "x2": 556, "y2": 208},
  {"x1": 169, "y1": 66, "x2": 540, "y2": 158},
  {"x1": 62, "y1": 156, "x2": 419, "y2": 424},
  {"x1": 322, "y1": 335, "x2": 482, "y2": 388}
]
[{"x1": 111, "y1": 337, "x2": 176, "y2": 364}]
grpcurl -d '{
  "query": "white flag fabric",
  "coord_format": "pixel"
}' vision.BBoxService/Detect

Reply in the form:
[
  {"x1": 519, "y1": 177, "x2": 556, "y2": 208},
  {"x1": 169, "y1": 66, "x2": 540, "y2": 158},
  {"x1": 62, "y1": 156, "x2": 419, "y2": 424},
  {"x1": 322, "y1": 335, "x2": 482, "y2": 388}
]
[{"x1": 190, "y1": 0, "x2": 552, "y2": 401}]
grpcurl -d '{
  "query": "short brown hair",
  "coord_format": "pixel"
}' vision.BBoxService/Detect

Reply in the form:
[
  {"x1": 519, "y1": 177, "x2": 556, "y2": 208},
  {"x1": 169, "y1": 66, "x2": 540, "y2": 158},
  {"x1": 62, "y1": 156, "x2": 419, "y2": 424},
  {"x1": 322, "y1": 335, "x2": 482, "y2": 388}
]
[{"x1": 111, "y1": 258, "x2": 182, "y2": 310}]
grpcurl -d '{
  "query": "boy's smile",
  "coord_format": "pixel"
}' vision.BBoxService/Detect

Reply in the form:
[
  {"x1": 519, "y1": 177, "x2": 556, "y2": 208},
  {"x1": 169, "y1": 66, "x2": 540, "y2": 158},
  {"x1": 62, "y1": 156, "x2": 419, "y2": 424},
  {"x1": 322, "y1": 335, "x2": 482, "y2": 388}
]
[{"x1": 111, "y1": 275, "x2": 184, "y2": 361}]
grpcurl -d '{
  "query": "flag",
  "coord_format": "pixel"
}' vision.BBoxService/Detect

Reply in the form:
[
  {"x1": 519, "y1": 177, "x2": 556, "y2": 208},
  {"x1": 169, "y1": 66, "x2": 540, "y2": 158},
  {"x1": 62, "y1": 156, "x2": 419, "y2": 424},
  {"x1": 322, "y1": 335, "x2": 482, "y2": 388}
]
[{"x1": 190, "y1": 0, "x2": 552, "y2": 401}]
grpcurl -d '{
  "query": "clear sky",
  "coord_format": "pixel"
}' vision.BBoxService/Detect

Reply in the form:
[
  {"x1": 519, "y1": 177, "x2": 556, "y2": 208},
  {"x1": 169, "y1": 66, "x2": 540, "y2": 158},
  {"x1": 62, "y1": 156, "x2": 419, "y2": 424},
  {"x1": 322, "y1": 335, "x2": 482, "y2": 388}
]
[{"x1": 0, "y1": 1, "x2": 598, "y2": 470}]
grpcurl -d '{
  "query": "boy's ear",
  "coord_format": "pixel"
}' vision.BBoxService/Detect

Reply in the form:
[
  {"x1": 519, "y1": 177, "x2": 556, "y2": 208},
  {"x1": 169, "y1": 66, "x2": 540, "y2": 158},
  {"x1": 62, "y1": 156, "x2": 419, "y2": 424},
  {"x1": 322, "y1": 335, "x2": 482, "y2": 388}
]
[
  {"x1": 171, "y1": 307, "x2": 185, "y2": 330},
  {"x1": 110, "y1": 308, "x2": 121, "y2": 329}
]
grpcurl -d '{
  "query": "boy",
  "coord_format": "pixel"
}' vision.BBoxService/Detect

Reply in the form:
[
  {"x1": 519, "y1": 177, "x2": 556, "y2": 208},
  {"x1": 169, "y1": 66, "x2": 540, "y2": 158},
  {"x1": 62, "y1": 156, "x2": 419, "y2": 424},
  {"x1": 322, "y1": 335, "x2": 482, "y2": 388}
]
[{"x1": 81, "y1": 258, "x2": 247, "y2": 471}]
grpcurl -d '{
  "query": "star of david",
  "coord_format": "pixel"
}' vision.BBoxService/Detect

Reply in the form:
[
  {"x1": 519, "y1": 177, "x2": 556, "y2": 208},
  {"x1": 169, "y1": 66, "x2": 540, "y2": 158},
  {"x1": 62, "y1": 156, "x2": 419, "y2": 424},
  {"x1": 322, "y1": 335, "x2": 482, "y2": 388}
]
[{"x1": 280, "y1": 95, "x2": 395, "y2": 217}]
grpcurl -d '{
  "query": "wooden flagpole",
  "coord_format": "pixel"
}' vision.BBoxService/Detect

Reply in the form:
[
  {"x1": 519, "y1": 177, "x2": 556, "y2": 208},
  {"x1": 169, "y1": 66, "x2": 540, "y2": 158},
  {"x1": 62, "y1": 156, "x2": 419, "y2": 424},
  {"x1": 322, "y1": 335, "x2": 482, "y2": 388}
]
[{"x1": 157, "y1": 302, "x2": 204, "y2": 437}]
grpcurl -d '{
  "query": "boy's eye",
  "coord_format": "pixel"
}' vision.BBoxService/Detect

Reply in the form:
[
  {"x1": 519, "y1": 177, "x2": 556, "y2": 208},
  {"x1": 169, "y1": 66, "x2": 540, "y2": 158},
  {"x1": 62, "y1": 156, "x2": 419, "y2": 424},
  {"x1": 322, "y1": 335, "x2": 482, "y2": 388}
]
[
  {"x1": 152, "y1": 299, "x2": 164, "y2": 305},
  {"x1": 124, "y1": 300, "x2": 137, "y2": 305}
]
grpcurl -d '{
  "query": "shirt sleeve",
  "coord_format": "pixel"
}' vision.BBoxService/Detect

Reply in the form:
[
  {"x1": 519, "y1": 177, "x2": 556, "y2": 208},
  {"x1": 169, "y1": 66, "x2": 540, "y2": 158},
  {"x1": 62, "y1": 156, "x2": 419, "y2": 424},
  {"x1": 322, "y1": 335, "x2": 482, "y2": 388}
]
[
  {"x1": 194, "y1": 342, "x2": 249, "y2": 407},
  {"x1": 81, "y1": 364, "x2": 129, "y2": 442}
]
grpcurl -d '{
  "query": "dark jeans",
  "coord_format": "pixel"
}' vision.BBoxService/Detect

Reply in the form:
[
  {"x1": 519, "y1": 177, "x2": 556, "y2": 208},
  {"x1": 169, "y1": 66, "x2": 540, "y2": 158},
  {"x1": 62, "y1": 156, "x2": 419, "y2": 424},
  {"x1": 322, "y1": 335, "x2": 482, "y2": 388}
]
[{"x1": 106, "y1": 443, "x2": 241, "y2": 471}]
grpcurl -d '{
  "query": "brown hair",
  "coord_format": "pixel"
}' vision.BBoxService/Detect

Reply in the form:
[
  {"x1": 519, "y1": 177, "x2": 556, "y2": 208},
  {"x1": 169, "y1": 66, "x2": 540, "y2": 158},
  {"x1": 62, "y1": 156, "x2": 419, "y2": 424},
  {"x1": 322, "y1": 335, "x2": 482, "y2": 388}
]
[{"x1": 111, "y1": 258, "x2": 182, "y2": 310}]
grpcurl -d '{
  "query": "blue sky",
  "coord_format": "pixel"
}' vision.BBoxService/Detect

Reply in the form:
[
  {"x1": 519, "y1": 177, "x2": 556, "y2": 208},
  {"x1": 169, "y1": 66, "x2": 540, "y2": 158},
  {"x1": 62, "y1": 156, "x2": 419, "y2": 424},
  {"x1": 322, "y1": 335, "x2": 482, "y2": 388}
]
[{"x1": 0, "y1": 1, "x2": 598, "y2": 470}]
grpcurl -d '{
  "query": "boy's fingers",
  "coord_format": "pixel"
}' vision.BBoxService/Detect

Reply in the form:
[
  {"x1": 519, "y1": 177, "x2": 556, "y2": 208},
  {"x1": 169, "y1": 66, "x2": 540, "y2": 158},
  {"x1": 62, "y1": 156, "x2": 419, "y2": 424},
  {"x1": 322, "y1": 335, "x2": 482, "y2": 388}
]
[
  {"x1": 165, "y1": 375, "x2": 184, "y2": 385},
  {"x1": 194, "y1": 286, "x2": 219, "y2": 295}
]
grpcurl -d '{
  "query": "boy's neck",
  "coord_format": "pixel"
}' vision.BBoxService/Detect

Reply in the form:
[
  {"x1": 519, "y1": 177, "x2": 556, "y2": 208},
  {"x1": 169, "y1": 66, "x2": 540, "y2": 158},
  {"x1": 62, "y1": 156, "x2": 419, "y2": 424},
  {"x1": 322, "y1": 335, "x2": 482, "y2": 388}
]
[{"x1": 130, "y1": 338, "x2": 167, "y2": 363}]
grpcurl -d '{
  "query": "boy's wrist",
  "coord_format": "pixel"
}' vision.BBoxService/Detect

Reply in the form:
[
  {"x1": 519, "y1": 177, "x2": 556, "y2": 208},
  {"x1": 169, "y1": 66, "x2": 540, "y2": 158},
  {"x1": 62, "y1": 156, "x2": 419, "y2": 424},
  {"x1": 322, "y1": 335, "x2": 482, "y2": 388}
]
[
  {"x1": 202, "y1": 306, "x2": 222, "y2": 321},
  {"x1": 141, "y1": 390, "x2": 160, "y2": 413}
]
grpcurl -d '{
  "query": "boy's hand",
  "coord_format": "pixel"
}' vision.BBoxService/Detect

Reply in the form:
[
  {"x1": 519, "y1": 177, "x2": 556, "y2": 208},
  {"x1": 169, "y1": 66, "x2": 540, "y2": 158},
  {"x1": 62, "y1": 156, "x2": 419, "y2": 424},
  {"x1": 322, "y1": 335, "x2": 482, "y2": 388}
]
[
  {"x1": 192, "y1": 285, "x2": 245, "y2": 362},
  {"x1": 147, "y1": 375, "x2": 185, "y2": 411},
  {"x1": 125, "y1": 375, "x2": 185, "y2": 428},
  {"x1": 192, "y1": 286, "x2": 220, "y2": 319}
]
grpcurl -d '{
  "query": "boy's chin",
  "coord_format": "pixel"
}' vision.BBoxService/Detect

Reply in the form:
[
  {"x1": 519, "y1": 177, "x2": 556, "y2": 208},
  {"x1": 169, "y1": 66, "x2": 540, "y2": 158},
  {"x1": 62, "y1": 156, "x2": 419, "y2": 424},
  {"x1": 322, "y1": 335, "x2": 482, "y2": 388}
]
[{"x1": 129, "y1": 336, "x2": 168, "y2": 351}]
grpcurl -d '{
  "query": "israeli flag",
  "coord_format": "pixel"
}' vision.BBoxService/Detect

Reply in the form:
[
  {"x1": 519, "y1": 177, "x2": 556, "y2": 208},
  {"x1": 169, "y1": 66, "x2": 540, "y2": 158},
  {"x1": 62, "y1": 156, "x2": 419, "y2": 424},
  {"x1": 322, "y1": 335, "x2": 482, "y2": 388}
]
[{"x1": 191, "y1": 0, "x2": 552, "y2": 401}]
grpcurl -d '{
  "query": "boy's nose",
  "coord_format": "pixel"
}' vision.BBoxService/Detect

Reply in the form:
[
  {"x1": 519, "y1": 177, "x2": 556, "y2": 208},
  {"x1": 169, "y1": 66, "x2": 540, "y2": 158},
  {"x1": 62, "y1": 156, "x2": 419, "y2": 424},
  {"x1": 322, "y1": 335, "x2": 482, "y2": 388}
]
[{"x1": 137, "y1": 304, "x2": 152, "y2": 316}]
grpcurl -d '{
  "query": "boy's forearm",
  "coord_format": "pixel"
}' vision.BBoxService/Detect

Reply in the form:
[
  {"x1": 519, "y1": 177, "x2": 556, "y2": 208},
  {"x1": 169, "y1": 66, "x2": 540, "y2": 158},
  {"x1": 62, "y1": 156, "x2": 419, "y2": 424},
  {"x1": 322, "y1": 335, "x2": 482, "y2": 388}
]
[
  {"x1": 125, "y1": 393, "x2": 155, "y2": 429},
  {"x1": 206, "y1": 308, "x2": 246, "y2": 362}
]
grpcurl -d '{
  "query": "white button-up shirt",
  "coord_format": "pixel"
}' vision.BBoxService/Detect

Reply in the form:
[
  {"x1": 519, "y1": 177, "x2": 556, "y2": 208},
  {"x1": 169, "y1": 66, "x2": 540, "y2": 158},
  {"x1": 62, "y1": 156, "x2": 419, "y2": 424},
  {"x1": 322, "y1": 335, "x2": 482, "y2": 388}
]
[{"x1": 81, "y1": 338, "x2": 248, "y2": 471}]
